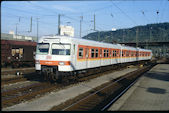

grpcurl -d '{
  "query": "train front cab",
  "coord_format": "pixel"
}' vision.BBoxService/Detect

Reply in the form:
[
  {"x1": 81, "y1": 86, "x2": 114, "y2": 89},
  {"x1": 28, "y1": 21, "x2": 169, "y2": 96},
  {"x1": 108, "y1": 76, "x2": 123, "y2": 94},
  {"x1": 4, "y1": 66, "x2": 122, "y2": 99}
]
[{"x1": 35, "y1": 40, "x2": 72, "y2": 81}]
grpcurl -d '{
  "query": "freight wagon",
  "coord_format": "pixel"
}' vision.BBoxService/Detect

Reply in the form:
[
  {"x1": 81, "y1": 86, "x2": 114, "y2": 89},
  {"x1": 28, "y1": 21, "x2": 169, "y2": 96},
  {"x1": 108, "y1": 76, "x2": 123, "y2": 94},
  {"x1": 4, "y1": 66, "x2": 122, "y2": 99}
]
[{"x1": 1, "y1": 39, "x2": 37, "y2": 68}]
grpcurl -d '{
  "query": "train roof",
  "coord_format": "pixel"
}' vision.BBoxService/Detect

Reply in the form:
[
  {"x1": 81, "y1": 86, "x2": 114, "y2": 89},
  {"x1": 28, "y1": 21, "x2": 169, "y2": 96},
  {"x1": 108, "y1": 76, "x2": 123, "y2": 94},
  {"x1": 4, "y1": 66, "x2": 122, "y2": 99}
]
[{"x1": 39, "y1": 35, "x2": 151, "y2": 52}]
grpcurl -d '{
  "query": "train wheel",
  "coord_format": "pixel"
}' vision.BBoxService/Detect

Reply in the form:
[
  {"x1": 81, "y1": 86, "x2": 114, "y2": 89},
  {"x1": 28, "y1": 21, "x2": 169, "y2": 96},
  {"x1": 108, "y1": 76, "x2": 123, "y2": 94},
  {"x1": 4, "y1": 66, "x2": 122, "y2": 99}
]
[
  {"x1": 62, "y1": 76, "x2": 69, "y2": 85},
  {"x1": 43, "y1": 72, "x2": 49, "y2": 81}
]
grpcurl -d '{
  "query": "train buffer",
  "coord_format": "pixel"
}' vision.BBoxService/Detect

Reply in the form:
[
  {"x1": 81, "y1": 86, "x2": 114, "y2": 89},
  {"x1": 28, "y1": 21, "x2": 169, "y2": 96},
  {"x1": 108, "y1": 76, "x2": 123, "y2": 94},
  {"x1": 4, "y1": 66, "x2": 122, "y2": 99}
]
[{"x1": 108, "y1": 64, "x2": 169, "y2": 111}]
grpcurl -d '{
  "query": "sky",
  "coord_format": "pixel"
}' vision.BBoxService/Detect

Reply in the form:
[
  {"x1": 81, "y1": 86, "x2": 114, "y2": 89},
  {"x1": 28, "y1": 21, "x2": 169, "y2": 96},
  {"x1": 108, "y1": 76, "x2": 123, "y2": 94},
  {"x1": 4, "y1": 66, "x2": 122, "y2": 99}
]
[{"x1": 1, "y1": 0, "x2": 169, "y2": 38}]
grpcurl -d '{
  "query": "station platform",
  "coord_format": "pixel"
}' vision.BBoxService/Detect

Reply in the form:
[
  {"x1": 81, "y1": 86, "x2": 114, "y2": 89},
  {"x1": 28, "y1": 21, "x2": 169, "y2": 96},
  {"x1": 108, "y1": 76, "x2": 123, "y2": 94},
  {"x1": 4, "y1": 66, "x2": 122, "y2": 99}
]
[{"x1": 108, "y1": 64, "x2": 169, "y2": 111}]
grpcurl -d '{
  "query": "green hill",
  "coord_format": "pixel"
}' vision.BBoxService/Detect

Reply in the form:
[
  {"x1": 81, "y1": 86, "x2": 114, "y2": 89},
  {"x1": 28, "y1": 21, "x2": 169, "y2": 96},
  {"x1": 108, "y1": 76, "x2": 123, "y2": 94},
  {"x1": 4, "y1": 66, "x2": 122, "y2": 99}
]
[{"x1": 83, "y1": 22, "x2": 169, "y2": 43}]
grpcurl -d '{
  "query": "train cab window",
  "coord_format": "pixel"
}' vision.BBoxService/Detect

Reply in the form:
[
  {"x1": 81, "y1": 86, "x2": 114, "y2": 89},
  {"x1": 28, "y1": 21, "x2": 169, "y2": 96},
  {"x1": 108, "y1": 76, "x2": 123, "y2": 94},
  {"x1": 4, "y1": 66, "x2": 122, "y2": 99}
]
[
  {"x1": 36, "y1": 43, "x2": 49, "y2": 55},
  {"x1": 91, "y1": 49, "x2": 95, "y2": 58},
  {"x1": 52, "y1": 44, "x2": 70, "y2": 55},
  {"x1": 95, "y1": 49, "x2": 98, "y2": 58},
  {"x1": 78, "y1": 48, "x2": 83, "y2": 58}
]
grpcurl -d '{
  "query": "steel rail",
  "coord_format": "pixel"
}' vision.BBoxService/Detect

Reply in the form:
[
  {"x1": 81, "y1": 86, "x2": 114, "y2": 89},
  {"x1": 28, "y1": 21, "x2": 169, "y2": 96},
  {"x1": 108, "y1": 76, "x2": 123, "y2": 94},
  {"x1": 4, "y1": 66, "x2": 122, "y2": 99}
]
[
  {"x1": 61, "y1": 65, "x2": 153, "y2": 111},
  {"x1": 101, "y1": 76, "x2": 139, "y2": 111}
]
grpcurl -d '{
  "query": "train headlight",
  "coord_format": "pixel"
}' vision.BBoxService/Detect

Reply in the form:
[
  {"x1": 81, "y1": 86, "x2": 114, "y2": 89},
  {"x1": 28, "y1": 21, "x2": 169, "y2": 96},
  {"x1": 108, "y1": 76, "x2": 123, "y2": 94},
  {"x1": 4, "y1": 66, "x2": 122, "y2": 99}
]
[{"x1": 59, "y1": 62, "x2": 65, "y2": 65}]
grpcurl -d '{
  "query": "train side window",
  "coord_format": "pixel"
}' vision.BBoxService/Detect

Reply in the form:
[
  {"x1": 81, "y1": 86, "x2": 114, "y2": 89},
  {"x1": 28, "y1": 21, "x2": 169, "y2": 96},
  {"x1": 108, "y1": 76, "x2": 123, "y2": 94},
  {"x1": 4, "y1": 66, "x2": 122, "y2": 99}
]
[
  {"x1": 78, "y1": 48, "x2": 83, "y2": 58},
  {"x1": 122, "y1": 51, "x2": 124, "y2": 57},
  {"x1": 115, "y1": 50, "x2": 117, "y2": 57},
  {"x1": 95, "y1": 49, "x2": 98, "y2": 58},
  {"x1": 91, "y1": 49, "x2": 95, "y2": 58},
  {"x1": 104, "y1": 49, "x2": 106, "y2": 57}
]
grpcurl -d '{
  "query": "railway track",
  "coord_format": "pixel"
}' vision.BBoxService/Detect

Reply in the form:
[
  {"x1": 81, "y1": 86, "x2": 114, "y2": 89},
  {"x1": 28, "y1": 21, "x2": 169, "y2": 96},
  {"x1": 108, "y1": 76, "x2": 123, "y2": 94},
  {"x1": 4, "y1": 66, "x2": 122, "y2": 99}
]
[
  {"x1": 1, "y1": 64, "x2": 133, "y2": 109},
  {"x1": 1, "y1": 67, "x2": 36, "y2": 86},
  {"x1": 50, "y1": 63, "x2": 156, "y2": 111},
  {"x1": 1, "y1": 67, "x2": 35, "y2": 75},
  {"x1": 2, "y1": 62, "x2": 155, "y2": 109},
  {"x1": 2, "y1": 82, "x2": 63, "y2": 108},
  {"x1": 1, "y1": 72, "x2": 40, "y2": 86}
]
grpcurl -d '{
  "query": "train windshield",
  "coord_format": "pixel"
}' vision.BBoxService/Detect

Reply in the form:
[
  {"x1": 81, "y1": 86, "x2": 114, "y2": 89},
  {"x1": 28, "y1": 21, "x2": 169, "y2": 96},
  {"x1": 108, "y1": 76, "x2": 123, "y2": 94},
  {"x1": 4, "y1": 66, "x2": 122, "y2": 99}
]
[
  {"x1": 52, "y1": 43, "x2": 70, "y2": 55},
  {"x1": 36, "y1": 43, "x2": 49, "y2": 55}
]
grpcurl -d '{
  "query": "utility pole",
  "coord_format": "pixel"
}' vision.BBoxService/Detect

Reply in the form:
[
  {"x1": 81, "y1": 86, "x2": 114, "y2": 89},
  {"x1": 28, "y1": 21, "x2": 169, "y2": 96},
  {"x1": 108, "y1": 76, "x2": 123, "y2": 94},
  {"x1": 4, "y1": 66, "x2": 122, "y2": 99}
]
[
  {"x1": 80, "y1": 16, "x2": 83, "y2": 38},
  {"x1": 58, "y1": 14, "x2": 61, "y2": 35},
  {"x1": 123, "y1": 29, "x2": 125, "y2": 43},
  {"x1": 136, "y1": 27, "x2": 139, "y2": 48},
  {"x1": 94, "y1": 14, "x2": 95, "y2": 31},
  {"x1": 93, "y1": 14, "x2": 100, "y2": 41},
  {"x1": 29, "y1": 16, "x2": 32, "y2": 33},
  {"x1": 146, "y1": 39, "x2": 148, "y2": 49},
  {"x1": 30, "y1": 17, "x2": 32, "y2": 32},
  {"x1": 37, "y1": 18, "x2": 39, "y2": 41},
  {"x1": 16, "y1": 23, "x2": 18, "y2": 39},
  {"x1": 150, "y1": 27, "x2": 152, "y2": 42}
]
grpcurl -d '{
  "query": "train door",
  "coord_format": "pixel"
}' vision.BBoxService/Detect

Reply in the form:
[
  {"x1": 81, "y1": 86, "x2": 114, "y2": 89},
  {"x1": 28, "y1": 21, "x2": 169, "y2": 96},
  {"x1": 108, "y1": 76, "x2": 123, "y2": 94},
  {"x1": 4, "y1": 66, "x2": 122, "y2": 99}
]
[
  {"x1": 85, "y1": 48, "x2": 89, "y2": 68},
  {"x1": 72, "y1": 44, "x2": 76, "y2": 71},
  {"x1": 99, "y1": 48, "x2": 102, "y2": 66}
]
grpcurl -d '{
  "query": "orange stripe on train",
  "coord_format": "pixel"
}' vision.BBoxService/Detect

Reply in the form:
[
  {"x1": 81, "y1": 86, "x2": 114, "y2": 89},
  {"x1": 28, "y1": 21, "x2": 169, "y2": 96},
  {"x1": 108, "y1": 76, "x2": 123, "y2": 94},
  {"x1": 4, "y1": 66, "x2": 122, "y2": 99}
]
[{"x1": 40, "y1": 60, "x2": 70, "y2": 66}]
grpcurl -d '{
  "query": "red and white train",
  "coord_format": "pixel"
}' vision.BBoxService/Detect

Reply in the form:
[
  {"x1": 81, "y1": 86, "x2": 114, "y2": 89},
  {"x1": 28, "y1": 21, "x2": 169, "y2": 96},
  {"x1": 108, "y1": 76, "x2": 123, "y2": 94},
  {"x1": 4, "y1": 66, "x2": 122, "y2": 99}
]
[{"x1": 35, "y1": 35, "x2": 152, "y2": 80}]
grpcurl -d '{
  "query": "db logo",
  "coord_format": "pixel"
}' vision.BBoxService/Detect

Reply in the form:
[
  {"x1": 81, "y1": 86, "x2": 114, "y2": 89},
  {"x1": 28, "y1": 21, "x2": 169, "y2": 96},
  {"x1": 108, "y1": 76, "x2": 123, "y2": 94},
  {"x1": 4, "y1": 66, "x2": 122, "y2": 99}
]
[{"x1": 46, "y1": 55, "x2": 52, "y2": 60}]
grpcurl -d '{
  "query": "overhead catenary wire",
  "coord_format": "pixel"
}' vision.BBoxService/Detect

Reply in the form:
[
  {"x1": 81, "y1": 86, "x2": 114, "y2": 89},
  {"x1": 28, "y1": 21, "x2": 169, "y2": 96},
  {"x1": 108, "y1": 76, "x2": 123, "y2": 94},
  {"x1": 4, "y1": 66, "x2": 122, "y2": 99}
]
[
  {"x1": 2, "y1": 6, "x2": 45, "y2": 17},
  {"x1": 27, "y1": 1, "x2": 58, "y2": 14},
  {"x1": 2, "y1": 1, "x2": 168, "y2": 38},
  {"x1": 111, "y1": 1, "x2": 138, "y2": 26},
  {"x1": 2, "y1": 2, "x2": 120, "y2": 37}
]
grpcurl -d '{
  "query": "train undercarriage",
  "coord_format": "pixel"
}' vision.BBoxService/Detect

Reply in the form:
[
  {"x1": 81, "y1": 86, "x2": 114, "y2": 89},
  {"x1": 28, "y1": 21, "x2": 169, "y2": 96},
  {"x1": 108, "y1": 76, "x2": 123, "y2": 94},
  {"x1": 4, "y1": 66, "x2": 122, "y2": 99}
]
[{"x1": 38, "y1": 60, "x2": 152, "y2": 83}]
